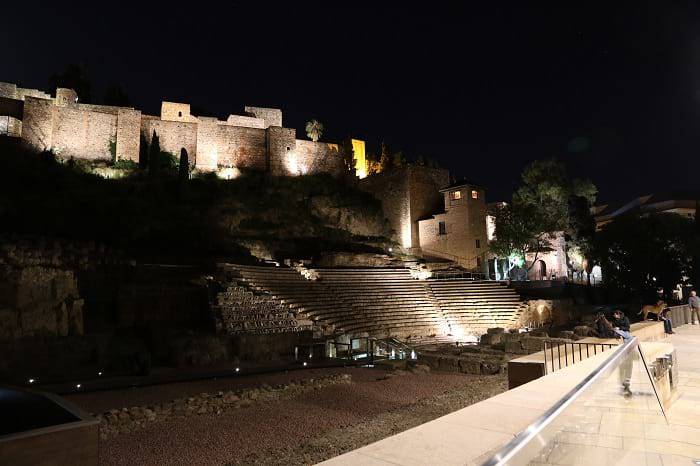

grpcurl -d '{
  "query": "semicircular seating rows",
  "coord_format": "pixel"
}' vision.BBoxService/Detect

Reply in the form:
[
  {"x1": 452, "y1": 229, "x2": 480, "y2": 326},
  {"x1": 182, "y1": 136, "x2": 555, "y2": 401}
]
[{"x1": 220, "y1": 264, "x2": 527, "y2": 340}]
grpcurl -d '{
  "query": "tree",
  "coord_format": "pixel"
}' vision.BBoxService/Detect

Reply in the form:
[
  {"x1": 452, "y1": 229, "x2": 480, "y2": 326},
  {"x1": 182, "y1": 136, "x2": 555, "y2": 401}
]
[
  {"x1": 148, "y1": 130, "x2": 161, "y2": 178},
  {"x1": 179, "y1": 148, "x2": 189, "y2": 182},
  {"x1": 489, "y1": 202, "x2": 556, "y2": 277},
  {"x1": 392, "y1": 150, "x2": 406, "y2": 170},
  {"x1": 305, "y1": 119, "x2": 324, "y2": 142},
  {"x1": 49, "y1": 64, "x2": 92, "y2": 103},
  {"x1": 139, "y1": 133, "x2": 149, "y2": 169},
  {"x1": 378, "y1": 142, "x2": 391, "y2": 172},
  {"x1": 103, "y1": 83, "x2": 130, "y2": 106},
  {"x1": 513, "y1": 158, "x2": 597, "y2": 275},
  {"x1": 341, "y1": 138, "x2": 355, "y2": 173},
  {"x1": 591, "y1": 213, "x2": 696, "y2": 302},
  {"x1": 489, "y1": 158, "x2": 598, "y2": 279}
]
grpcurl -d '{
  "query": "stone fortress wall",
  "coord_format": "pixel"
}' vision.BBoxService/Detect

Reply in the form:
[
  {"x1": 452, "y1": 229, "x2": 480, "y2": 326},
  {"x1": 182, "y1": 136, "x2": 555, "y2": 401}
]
[{"x1": 0, "y1": 82, "x2": 346, "y2": 177}]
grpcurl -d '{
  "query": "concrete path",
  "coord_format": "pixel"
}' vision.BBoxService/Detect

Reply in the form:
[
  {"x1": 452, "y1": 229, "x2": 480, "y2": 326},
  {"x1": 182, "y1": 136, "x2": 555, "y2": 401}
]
[{"x1": 320, "y1": 325, "x2": 700, "y2": 465}]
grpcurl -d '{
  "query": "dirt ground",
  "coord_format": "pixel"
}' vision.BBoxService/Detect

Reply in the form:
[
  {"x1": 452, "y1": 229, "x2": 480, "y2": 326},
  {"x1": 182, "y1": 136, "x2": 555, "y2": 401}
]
[{"x1": 66, "y1": 367, "x2": 507, "y2": 466}]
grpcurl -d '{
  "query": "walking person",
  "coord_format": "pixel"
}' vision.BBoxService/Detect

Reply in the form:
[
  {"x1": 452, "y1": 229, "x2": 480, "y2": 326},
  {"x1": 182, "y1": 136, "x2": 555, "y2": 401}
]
[{"x1": 690, "y1": 291, "x2": 700, "y2": 325}]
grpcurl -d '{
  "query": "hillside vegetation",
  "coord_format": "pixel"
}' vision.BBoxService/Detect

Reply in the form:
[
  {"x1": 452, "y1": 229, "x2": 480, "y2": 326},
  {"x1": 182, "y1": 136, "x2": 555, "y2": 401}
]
[{"x1": 0, "y1": 139, "x2": 392, "y2": 263}]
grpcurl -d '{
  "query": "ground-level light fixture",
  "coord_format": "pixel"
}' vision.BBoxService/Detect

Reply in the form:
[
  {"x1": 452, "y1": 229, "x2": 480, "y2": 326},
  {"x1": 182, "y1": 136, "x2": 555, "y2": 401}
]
[{"x1": 303, "y1": 362, "x2": 308, "y2": 367}]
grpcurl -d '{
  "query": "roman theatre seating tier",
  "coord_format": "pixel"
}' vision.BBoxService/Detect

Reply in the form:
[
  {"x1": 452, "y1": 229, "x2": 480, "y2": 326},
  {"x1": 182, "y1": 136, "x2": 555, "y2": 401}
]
[
  {"x1": 427, "y1": 280, "x2": 527, "y2": 332},
  {"x1": 221, "y1": 265, "x2": 527, "y2": 340}
]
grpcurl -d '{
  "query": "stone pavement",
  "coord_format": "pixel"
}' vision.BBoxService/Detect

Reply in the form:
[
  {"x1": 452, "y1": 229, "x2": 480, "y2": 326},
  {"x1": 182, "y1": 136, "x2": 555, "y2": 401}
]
[{"x1": 319, "y1": 325, "x2": 700, "y2": 465}]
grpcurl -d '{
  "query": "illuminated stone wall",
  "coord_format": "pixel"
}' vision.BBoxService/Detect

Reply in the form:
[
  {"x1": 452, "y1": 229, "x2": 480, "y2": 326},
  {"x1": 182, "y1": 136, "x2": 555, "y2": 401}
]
[
  {"x1": 9, "y1": 81, "x2": 356, "y2": 178},
  {"x1": 244, "y1": 106, "x2": 282, "y2": 128},
  {"x1": 51, "y1": 104, "x2": 117, "y2": 160},
  {"x1": 526, "y1": 232, "x2": 568, "y2": 280},
  {"x1": 22, "y1": 97, "x2": 55, "y2": 151},
  {"x1": 160, "y1": 101, "x2": 198, "y2": 123},
  {"x1": 294, "y1": 140, "x2": 345, "y2": 177},
  {"x1": 268, "y1": 126, "x2": 297, "y2": 176},
  {"x1": 116, "y1": 108, "x2": 141, "y2": 162},
  {"x1": 418, "y1": 184, "x2": 488, "y2": 269},
  {"x1": 360, "y1": 167, "x2": 448, "y2": 250},
  {"x1": 141, "y1": 116, "x2": 198, "y2": 163},
  {"x1": 215, "y1": 124, "x2": 267, "y2": 170},
  {"x1": 225, "y1": 114, "x2": 266, "y2": 129}
]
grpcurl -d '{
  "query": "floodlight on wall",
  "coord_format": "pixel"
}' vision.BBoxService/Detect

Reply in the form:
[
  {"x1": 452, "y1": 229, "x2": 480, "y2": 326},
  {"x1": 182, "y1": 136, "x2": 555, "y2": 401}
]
[
  {"x1": 28, "y1": 378, "x2": 35, "y2": 384},
  {"x1": 76, "y1": 384, "x2": 81, "y2": 389},
  {"x1": 235, "y1": 367, "x2": 240, "y2": 373},
  {"x1": 303, "y1": 362, "x2": 308, "y2": 367}
]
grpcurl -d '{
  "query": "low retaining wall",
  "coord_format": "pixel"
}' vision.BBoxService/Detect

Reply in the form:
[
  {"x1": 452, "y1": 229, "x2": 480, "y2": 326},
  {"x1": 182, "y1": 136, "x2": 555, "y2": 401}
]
[{"x1": 508, "y1": 321, "x2": 666, "y2": 388}]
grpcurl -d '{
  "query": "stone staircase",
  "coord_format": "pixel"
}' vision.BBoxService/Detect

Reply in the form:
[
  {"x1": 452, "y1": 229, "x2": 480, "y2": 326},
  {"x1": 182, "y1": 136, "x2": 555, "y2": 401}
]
[{"x1": 217, "y1": 264, "x2": 528, "y2": 341}]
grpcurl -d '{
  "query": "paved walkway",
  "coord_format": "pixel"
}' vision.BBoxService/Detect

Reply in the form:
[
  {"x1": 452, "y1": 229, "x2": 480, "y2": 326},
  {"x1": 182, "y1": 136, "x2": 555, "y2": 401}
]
[{"x1": 320, "y1": 325, "x2": 700, "y2": 465}]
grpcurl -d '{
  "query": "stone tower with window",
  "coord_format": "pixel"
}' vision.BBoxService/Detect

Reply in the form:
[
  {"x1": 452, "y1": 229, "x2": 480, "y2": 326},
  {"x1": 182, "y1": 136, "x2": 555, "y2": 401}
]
[{"x1": 417, "y1": 181, "x2": 488, "y2": 271}]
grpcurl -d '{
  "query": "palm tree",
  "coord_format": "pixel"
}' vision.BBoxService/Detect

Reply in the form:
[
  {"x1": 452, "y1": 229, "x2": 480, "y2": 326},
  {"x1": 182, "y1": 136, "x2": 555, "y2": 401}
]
[{"x1": 305, "y1": 119, "x2": 324, "y2": 142}]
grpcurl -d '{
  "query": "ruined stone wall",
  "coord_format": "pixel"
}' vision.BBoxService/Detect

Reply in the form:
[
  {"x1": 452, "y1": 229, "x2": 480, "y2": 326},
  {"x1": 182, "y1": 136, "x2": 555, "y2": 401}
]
[
  {"x1": 244, "y1": 106, "x2": 282, "y2": 128},
  {"x1": 360, "y1": 167, "x2": 449, "y2": 250},
  {"x1": 116, "y1": 108, "x2": 141, "y2": 162},
  {"x1": 214, "y1": 284, "x2": 313, "y2": 335},
  {"x1": 141, "y1": 116, "x2": 198, "y2": 162},
  {"x1": 0, "y1": 239, "x2": 89, "y2": 341},
  {"x1": 215, "y1": 124, "x2": 267, "y2": 170},
  {"x1": 51, "y1": 104, "x2": 117, "y2": 160},
  {"x1": 22, "y1": 96, "x2": 55, "y2": 151},
  {"x1": 360, "y1": 169, "x2": 412, "y2": 248},
  {"x1": 225, "y1": 114, "x2": 266, "y2": 129},
  {"x1": 194, "y1": 117, "x2": 218, "y2": 170},
  {"x1": 409, "y1": 168, "x2": 449, "y2": 249},
  {"x1": 268, "y1": 126, "x2": 297, "y2": 176},
  {"x1": 295, "y1": 140, "x2": 345, "y2": 177},
  {"x1": 0, "y1": 82, "x2": 51, "y2": 101}
]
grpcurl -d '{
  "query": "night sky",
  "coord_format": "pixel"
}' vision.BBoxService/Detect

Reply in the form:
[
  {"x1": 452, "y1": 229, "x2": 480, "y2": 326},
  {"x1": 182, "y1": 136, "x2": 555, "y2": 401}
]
[{"x1": 3, "y1": 2, "x2": 700, "y2": 202}]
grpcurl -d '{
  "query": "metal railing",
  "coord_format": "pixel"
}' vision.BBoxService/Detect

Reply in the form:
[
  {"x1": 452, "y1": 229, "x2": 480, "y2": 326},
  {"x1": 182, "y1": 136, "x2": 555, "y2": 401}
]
[
  {"x1": 482, "y1": 337, "x2": 668, "y2": 466},
  {"x1": 542, "y1": 340, "x2": 616, "y2": 374}
]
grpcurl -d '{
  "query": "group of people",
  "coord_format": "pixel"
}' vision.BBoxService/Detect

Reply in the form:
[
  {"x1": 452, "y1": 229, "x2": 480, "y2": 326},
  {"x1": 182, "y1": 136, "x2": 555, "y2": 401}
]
[
  {"x1": 590, "y1": 290, "x2": 700, "y2": 340},
  {"x1": 592, "y1": 310, "x2": 636, "y2": 341}
]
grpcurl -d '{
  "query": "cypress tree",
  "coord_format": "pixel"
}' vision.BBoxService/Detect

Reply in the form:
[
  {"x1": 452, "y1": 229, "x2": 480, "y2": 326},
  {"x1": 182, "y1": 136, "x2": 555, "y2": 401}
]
[
  {"x1": 179, "y1": 148, "x2": 189, "y2": 182},
  {"x1": 148, "y1": 130, "x2": 160, "y2": 177}
]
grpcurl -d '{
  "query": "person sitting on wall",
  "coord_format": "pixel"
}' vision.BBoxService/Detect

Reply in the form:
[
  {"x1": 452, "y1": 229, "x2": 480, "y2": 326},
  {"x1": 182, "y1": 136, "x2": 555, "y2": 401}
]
[
  {"x1": 591, "y1": 312, "x2": 616, "y2": 338},
  {"x1": 658, "y1": 307, "x2": 675, "y2": 335},
  {"x1": 612, "y1": 310, "x2": 632, "y2": 342}
]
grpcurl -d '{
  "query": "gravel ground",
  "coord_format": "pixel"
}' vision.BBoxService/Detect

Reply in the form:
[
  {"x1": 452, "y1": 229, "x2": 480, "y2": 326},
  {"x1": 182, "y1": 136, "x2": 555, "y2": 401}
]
[{"x1": 68, "y1": 368, "x2": 506, "y2": 466}]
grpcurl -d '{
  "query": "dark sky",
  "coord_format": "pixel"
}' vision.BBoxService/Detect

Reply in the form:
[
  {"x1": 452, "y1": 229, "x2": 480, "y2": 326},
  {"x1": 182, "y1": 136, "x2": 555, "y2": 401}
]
[{"x1": 3, "y1": 2, "x2": 700, "y2": 202}]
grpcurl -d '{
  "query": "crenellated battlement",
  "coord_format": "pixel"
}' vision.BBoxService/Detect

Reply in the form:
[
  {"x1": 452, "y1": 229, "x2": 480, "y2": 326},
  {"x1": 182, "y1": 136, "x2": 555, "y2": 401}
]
[{"x1": 0, "y1": 81, "x2": 351, "y2": 178}]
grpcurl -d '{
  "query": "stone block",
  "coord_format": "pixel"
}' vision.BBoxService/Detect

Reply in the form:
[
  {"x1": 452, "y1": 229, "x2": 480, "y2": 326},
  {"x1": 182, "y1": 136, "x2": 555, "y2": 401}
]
[
  {"x1": 505, "y1": 341, "x2": 523, "y2": 354},
  {"x1": 459, "y1": 359, "x2": 482, "y2": 374}
]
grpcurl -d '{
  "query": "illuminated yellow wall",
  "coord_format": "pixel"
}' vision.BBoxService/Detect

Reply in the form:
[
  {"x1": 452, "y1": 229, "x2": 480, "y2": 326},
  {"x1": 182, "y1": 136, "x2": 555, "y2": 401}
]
[{"x1": 351, "y1": 138, "x2": 367, "y2": 179}]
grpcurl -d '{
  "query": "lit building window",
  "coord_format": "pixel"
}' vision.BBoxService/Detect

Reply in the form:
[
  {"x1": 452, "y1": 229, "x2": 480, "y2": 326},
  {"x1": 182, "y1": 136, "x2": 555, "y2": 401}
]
[
  {"x1": 438, "y1": 221, "x2": 446, "y2": 235},
  {"x1": 471, "y1": 190, "x2": 478, "y2": 199},
  {"x1": 451, "y1": 190, "x2": 461, "y2": 200}
]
